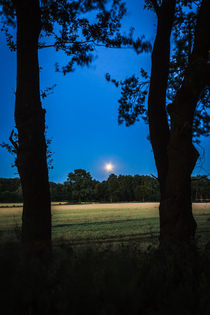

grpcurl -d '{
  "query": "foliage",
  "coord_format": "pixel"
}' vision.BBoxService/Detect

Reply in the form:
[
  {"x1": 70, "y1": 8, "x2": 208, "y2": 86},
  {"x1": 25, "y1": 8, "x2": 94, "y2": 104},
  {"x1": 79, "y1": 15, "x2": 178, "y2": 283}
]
[
  {"x1": 0, "y1": 177, "x2": 20, "y2": 192},
  {"x1": 0, "y1": 178, "x2": 23, "y2": 202},
  {"x1": 64, "y1": 170, "x2": 160, "y2": 203},
  {"x1": 106, "y1": 0, "x2": 210, "y2": 141},
  {"x1": 1, "y1": 171, "x2": 210, "y2": 203},
  {"x1": 65, "y1": 169, "x2": 98, "y2": 202},
  {"x1": 167, "y1": 0, "x2": 210, "y2": 143},
  {"x1": 192, "y1": 175, "x2": 210, "y2": 201},
  {"x1": 0, "y1": 0, "x2": 152, "y2": 179},
  {"x1": 50, "y1": 182, "x2": 67, "y2": 202},
  {"x1": 0, "y1": 241, "x2": 210, "y2": 315},
  {"x1": 106, "y1": 71, "x2": 149, "y2": 126},
  {"x1": 0, "y1": 129, "x2": 54, "y2": 170},
  {"x1": 0, "y1": 0, "x2": 151, "y2": 73}
]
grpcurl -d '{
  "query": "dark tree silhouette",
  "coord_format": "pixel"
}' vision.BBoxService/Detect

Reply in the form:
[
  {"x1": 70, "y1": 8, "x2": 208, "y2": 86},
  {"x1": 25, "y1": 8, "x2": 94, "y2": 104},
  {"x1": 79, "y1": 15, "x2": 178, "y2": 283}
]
[
  {"x1": 107, "y1": 0, "x2": 210, "y2": 246},
  {"x1": 156, "y1": 0, "x2": 210, "y2": 244},
  {"x1": 0, "y1": 0, "x2": 151, "y2": 242},
  {"x1": 14, "y1": 0, "x2": 51, "y2": 242},
  {"x1": 66, "y1": 169, "x2": 97, "y2": 202},
  {"x1": 1, "y1": 174, "x2": 210, "y2": 203}
]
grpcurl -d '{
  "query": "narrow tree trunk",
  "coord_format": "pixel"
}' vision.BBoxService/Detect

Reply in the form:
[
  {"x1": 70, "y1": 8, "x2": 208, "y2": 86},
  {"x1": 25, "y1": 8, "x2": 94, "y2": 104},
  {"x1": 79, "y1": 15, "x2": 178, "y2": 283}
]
[
  {"x1": 148, "y1": 0, "x2": 176, "y2": 198},
  {"x1": 15, "y1": 0, "x2": 51, "y2": 242},
  {"x1": 148, "y1": 0, "x2": 176, "y2": 243}
]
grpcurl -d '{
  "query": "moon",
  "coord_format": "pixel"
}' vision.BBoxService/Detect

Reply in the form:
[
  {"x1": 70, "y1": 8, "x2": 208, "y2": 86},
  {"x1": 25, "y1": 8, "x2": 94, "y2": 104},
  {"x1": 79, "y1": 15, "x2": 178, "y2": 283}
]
[{"x1": 105, "y1": 163, "x2": 114, "y2": 172}]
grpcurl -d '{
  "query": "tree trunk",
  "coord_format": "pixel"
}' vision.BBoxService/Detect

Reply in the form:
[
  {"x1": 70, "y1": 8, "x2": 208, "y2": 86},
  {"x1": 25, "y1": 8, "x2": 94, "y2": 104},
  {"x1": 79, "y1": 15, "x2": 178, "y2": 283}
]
[
  {"x1": 159, "y1": 127, "x2": 198, "y2": 242},
  {"x1": 15, "y1": 0, "x2": 51, "y2": 242},
  {"x1": 148, "y1": 0, "x2": 176, "y2": 198},
  {"x1": 147, "y1": 0, "x2": 177, "y2": 243},
  {"x1": 160, "y1": 0, "x2": 210, "y2": 244},
  {"x1": 148, "y1": 0, "x2": 210, "y2": 245}
]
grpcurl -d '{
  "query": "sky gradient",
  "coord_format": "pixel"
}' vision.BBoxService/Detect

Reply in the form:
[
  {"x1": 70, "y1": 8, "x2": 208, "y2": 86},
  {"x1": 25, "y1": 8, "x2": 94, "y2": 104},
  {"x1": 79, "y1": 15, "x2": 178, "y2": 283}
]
[{"x1": 0, "y1": 0, "x2": 209, "y2": 183}]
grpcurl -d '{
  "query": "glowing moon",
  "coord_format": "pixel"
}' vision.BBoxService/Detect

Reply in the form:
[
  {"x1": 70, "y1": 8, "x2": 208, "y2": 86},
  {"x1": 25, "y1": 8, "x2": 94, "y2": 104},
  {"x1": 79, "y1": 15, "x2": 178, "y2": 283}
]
[{"x1": 105, "y1": 163, "x2": 114, "y2": 172}]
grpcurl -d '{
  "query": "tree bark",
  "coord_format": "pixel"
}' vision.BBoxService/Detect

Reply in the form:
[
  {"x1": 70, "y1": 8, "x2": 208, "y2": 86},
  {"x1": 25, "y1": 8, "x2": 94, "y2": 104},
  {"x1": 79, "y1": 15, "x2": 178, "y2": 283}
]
[
  {"x1": 148, "y1": 0, "x2": 176, "y2": 199},
  {"x1": 148, "y1": 0, "x2": 176, "y2": 242},
  {"x1": 148, "y1": 0, "x2": 210, "y2": 245},
  {"x1": 160, "y1": 0, "x2": 210, "y2": 243},
  {"x1": 15, "y1": 0, "x2": 51, "y2": 242}
]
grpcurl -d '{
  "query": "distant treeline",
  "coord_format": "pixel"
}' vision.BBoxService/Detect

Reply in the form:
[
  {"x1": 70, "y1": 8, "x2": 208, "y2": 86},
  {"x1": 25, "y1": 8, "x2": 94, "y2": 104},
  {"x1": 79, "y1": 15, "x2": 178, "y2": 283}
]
[{"x1": 0, "y1": 170, "x2": 210, "y2": 203}]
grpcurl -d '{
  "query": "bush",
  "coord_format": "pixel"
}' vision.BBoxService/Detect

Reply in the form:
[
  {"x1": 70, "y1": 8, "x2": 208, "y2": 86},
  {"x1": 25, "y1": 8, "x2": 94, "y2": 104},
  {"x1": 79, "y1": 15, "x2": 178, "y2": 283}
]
[
  {"x1": 0, "y1": 191, "x2": 23, "y2": 203},
  {"x1": 0, "y1": 242, "x2": 210, "y2": 315}
]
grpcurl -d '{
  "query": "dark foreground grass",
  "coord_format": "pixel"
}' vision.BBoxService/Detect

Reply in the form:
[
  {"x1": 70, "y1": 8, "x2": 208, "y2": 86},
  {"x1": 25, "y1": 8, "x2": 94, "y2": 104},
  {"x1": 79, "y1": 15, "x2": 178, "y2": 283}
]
[{"x1": 1, "y1": 241, "x2": 210, "y2": 315}]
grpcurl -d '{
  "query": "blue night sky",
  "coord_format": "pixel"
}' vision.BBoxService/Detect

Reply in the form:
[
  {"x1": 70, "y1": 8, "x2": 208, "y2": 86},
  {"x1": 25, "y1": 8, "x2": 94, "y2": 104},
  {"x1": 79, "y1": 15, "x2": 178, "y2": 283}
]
[{"x1": 0, "y1": 0, "x2": 209, "y2": 183}]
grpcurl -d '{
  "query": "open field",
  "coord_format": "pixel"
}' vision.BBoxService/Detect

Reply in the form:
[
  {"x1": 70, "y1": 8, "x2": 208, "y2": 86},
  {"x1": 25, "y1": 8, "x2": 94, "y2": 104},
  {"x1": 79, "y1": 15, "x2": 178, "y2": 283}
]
[
  {"x1": 1, "y1": 203, "x2": 210, "y2": 315},
  {"x1": 0, "y1": 202, "x2": 210, "y2": 247}
]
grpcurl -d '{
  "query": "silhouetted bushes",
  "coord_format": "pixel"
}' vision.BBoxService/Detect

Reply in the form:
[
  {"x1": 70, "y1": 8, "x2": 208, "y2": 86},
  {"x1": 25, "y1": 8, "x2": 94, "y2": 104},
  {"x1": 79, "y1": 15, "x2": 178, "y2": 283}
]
[{"x1": 0, "y1": 241, "x2": 210, "y2": 315}]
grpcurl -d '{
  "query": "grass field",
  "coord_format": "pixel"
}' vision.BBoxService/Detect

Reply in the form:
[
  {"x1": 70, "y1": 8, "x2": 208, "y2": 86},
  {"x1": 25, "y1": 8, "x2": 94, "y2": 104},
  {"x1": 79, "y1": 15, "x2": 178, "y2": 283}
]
[
  {"x1": 1, "y1": 203, "x2": 210, "y2": 315},
  {"x1": 0, "y1": 202, "x2": 210, "y2": 247}
]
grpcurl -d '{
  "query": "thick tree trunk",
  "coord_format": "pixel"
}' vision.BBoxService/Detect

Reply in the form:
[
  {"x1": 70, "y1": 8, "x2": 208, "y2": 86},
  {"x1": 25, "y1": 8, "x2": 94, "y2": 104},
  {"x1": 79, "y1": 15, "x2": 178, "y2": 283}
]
[
  {"x1": 148, "y1": 0, "x2": 210, "y2": 245},
  {"x1": 15, "y1": 0, "x2": 51, "y2": 242},
  {"x1": 159, "y1": 127, "x2": 198, "y2": 243},
  {"x1": 160, "y1": 0, "x2": 210, "y2": 244}
]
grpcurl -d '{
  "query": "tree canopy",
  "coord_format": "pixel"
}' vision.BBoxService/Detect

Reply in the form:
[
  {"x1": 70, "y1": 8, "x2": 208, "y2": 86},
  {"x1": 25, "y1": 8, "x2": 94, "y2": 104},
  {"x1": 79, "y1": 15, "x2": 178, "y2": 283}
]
[
  {"x1": 0, "y1": 0, "x2": 209, "y2": 245},
  {"x1": 107, "y1": 0, "x2": 209, "y2": 143},
  {"x1": 1, "y1": 172, "x2": 210, "y2": 203},
  {"x1": 0, "y1": 0, "x2": 151, "y2": 73},
  {"x1": 107, "y1": 0, "x2": 210, "y2": 244}
]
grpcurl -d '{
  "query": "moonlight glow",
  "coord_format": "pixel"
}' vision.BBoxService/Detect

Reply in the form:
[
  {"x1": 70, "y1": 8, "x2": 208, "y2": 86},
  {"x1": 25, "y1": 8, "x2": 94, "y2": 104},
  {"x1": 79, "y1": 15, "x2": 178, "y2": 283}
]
[{"x1": 105, "y1": 163, "x2": 114, "y2": 172}]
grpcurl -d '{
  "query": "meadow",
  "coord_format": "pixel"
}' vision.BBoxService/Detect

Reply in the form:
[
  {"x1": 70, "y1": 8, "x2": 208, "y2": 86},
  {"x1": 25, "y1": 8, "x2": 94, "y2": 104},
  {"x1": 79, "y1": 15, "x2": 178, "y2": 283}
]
[
  {"x1": 0, "y1": 202, "x2": 210, "y2": 247},
  {"x1": 1, "y1": 202, "x2": 210, "y2": 315}
]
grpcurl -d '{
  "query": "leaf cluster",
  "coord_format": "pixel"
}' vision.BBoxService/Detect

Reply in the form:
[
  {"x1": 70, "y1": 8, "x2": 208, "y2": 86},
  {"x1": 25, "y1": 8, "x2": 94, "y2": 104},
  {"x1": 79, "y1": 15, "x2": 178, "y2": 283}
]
[
  {"x1": 111, "y1": 0, "x2": 209, "y2": 141},
  {"x1": 168, "y1": 0, "x2": 209, "y2": 142},
  {"x1": 0, "y1": 0, "x2": 151, "y2": 73},
  {"x1": 106, "y1": 68, "x2": 149, "y2": 126}
]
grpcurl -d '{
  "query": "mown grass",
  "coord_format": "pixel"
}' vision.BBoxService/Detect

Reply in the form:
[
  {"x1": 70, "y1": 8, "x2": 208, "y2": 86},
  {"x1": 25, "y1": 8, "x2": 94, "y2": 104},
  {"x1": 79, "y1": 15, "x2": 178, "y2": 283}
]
[
  {"x1": 0, "y1": 203, "x2": 210, "y2": 315},
  {"x1": 0, "y1": 202, "x2": 210, "y2": 248}
]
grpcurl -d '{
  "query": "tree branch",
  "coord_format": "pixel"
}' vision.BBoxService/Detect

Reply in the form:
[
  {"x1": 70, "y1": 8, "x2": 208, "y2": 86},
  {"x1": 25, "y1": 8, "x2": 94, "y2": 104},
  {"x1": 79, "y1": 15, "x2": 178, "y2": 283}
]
[
  {"x1": 9, "y1": 129, "x2": 18, "y2": 152},
  {"x1": 171, "y1": 0, "x2": 210, "y2": 117},
  {"x1": 150, "y1": 0, "x2": 160, "y2": 16},
  {"x1": 39, "y1": 41, "x2": 138, "y2": 50}
]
